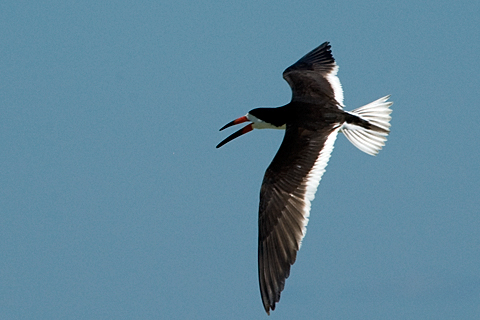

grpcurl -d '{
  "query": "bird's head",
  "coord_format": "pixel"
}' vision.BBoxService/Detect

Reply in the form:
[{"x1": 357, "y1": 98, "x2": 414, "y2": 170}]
[{"x1": 216, "y1": 108, "x2": 286, "y2": 148}]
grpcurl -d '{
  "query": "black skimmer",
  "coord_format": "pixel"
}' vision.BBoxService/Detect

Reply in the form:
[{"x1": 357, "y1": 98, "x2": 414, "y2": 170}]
[{"x1": 217, "y1": 42, "x2": 392, "y2": 314}]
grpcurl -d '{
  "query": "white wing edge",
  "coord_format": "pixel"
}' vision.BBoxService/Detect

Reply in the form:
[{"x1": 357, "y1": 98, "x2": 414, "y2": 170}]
[
  {"x1": 297, "y1": 127, "x2": 340, "y2": 248},
  {"x1": 326, "y1": 65, "x2": 344, "y2": 107}
]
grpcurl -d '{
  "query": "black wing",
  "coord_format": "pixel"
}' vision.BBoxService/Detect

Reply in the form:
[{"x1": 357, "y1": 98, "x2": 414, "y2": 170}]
[
  {"x1": 258, "y1": 124, "x2": 341, "y2": 314},
  {"x1": 283, "y1": 42, "x2": 344, "y2": 106}
]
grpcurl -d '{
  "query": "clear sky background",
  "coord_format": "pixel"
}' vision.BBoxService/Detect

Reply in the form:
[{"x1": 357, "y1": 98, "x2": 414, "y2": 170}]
[{"x1": 1, "y1": 1, "x2": 479, "y2": 319}]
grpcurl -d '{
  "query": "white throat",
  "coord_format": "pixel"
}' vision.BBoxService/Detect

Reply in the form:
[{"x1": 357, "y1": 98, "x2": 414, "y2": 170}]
[{"x1": 246, "y1": 113, "x2": 286, "y2": 130}]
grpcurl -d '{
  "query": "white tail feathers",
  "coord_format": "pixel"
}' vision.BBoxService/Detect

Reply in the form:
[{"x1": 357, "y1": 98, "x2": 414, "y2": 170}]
[{"x1": 341, "y1": 95, "x2": 393, "y2": 156}]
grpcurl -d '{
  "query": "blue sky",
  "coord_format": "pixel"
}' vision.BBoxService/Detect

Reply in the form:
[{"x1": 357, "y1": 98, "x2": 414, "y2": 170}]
[{"x1": 1, "y1": 1, "x2": 479, "y2": 319}]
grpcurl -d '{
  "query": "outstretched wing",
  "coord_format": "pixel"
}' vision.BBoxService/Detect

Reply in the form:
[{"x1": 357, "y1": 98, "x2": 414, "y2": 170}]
[
  {"x1": 283, "y1": 42, "x2": 344, "y2": 106},
  {"x1": 258, "y1": 124, "x2": 340, "y2": 314}
]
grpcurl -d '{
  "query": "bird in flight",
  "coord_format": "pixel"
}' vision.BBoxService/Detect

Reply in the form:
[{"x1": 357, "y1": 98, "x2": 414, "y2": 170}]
[{"x1": 217, "y1": 42, "x2": 392, "y2": 314}]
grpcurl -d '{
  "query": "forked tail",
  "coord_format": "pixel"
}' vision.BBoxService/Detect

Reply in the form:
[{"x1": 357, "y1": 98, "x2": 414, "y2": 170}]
[{"x1": 341, "y1": 95, "x2": 393, "y2": 156}]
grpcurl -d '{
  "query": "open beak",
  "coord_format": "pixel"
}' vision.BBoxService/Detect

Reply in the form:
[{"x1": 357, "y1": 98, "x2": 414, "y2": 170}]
[{"x1": 216, "y1": 116, "x2": 253, "y2": 148}]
